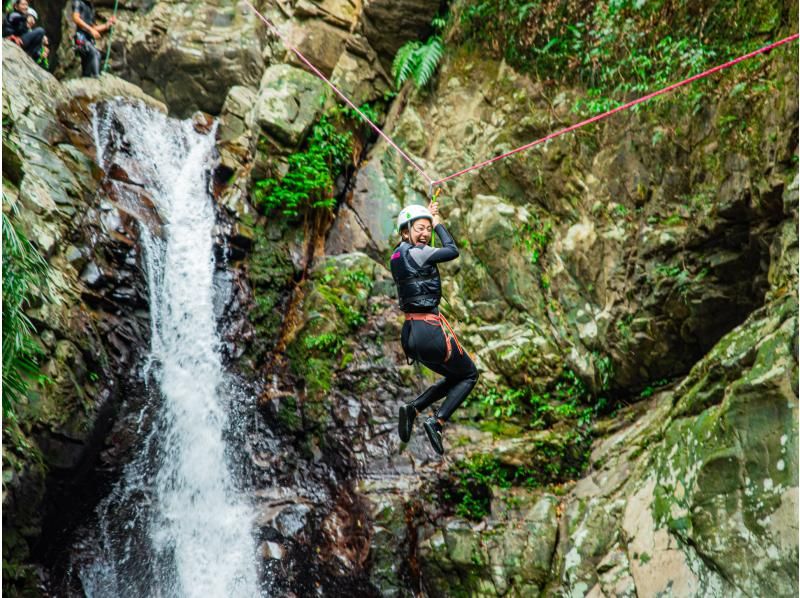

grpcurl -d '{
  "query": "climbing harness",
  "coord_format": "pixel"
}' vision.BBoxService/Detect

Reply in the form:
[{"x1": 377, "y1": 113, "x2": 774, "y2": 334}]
[
  {"x1": 102, "y1": 0, "x2": 120, "y2": 73},
  {"x1": 241, "y1": 0, "x2": 798, "y2": 192},
  {"x1": 405, "y1": 312, "x2": 464, "y2": 363}
]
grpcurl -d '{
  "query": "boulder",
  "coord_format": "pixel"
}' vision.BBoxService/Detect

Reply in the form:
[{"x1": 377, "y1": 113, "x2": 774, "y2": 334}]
[
  {"x1": 62, "y1": 74, "x2": 168, "y2": 114},
  {"x1": 362, "y1": 0, "x2": 438, "y2": 69},
  {"x1": 253, "y1": 64, "x2": 326, "y2": 148},
  {"x1": 330, "y1": 37, "x2": 391, "y2": 106},
  {"x1": 284, "y1": 18, "x2": 350, "y2": 76},
  {"x1": 419, "y1": 493, "x2": 559, "y2": 596},
  {"x1": 98, "y1": 1, "x2": 264, "y2": 117},
  {"x1": 217, "y1": 85, "x2": 257, "y2": 171},
  {"x1": 294, "y1": 0, "x2": 362, "y2": 30}
]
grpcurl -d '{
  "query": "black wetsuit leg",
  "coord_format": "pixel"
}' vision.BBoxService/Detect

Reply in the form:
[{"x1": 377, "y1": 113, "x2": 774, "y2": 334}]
[
  {"x1": 21, "y1": 27, "x2": 44, "y2": 61},
  {"x1": 401, "y1": 319, "x2": 479, "y2": 421}
]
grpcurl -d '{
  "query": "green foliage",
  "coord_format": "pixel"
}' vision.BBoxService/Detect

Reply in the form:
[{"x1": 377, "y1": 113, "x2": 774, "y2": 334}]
[
  {"x1": 458, "y1": 0, "x2": 784, "y2": 114},
  {"x1": 317, "y1": 264, "x2": 374, "y2": 329},
  {"x1": 253, "y1": 115, "x2": 353, "y2": 217},
  {"x1": 514, "y1": 216, "x2": 552, "y2": 265},
  {"x1": 392, "y1": 35, "x2": 444, "y2": 89},
  {"x1": 593, "y1": 351, "x2": 614, "y2": 392},
  {"x1": 303, "y1": 332, "x2": 345, "y2": 355},
  {"x1": 474, "y1": 367, "x2": 597, "y2": 429},
  {"x1": 287, "y1": 261, "x2": 373, "y2": 406},
  {"x1": 276, "y1": 395, "x2": 302, "y2": 432},
  {"x1": 446, "y1": 432, "x2": 592, "y2": 520},
  {"x1": 448, "y1": 454, "x2": 507, "y2": 520},
  {"x1": 654, "y1": 263, "x2": 710, "y2": 298},
  {"x1": 639, "y1": 378, "x2": 668, "y2": 399},
  {"x1": 2, "y1": 195, "x2": 50, "y2": 430}
]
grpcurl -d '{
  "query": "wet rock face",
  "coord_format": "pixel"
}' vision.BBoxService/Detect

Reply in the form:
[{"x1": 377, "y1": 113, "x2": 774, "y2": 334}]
[
  {"x1": 8, "y1": 0, "x2": 799, "y2": 595},
  {"x1": 2, "y1": 41, "x2": 157, "y2": 591},
  {"x1": 55, "y1": 1, "x2": 265, "y2": 117}
]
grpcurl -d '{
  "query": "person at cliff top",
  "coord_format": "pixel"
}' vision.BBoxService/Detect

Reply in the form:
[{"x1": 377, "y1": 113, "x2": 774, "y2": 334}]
[
  {"x1": 391, "y1": 201, "x2": 479, "y2": 455},
  {"x1": 25, "y1": 7, "x2": 49, "y2": 69},
  {"x1": 2, "y1": 0, "x2": 46, "y2": 65},
  {"x1": 72, "y1": 0, "x2": 116, "y2": 78}
]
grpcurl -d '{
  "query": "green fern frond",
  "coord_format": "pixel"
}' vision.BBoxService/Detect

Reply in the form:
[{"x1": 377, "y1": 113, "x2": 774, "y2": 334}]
[
  {"x1": 413, "y1": 36, "x2": 443, "y2": 88},
  {"x1": 392, "y1": 41, "x2": 422, "y2": 88}
]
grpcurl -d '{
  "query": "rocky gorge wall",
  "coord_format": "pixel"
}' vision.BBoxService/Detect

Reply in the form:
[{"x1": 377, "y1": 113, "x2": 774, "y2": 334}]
[{"x1": 2, "y1": 0, "x2": 798, "y2": 596}]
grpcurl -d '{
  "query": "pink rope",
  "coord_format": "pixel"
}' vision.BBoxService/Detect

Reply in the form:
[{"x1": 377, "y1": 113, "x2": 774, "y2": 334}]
[
  {"x1": 241, "y1": 0, "x2": 433, "y2": 185},
  {"x1": 242, "y1": 0, "x2": 797, "y2": 193},
  {"x1": 432, "y1": 33, "x2": 799, "y2": 186}
]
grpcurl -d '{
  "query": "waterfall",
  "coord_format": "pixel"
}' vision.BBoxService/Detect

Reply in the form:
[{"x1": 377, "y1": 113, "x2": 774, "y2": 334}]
[{"x1": 78, "y1": 101, "x2": 259, "y2": 597}]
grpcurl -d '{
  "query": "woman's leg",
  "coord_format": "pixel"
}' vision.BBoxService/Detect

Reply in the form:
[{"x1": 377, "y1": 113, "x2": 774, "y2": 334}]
[
  {"x1": 430, "y1": 348, "x2": 479, "y2": 421},
  {"x1": 402, "y1": 319, "x2": 452, "y2": 409},
  {"x1": 404, "y1": 319, "x2": 479, "y2": 420},
  {"x1": 21, "y1": 27, "x2": 44, "y2": 61},
  {"x1": 418, "y1": 343, "x2": 478, "y2": 455},
  {"x1": 399, "y1": 320, "x2": 450, "y2": 441}
]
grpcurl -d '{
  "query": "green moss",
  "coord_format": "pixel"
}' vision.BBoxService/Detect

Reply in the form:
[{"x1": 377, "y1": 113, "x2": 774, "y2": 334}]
[
  {"x1": 285, "y1": 256, "x2": 375, "y2": 429},
  {"x1": 276, "y1": 395, "x2": 302, "y2": 433},
  {"x1": 246, "y1": 225, "x2": 296, "y2": 362}
]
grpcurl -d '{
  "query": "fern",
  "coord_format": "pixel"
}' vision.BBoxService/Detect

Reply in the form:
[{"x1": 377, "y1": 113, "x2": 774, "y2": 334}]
[
  {"x1": 392, "y1": 36, "x2": 444, "y2": 90},
  {"x1": 413, "y1": 36, "x2": 443, "y2": 88},
  {"x1": 392, "y1": 41, "x2": 421, "y2": 88}
]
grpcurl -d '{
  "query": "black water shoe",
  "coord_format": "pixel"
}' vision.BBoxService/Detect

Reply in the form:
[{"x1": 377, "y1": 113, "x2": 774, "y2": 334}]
[
  {"x1": 423, "y1": 416, "x2": 444, "y2": 455},
  {"x1": 398, "y1": 403, "x2": 417, "y2": 443}
]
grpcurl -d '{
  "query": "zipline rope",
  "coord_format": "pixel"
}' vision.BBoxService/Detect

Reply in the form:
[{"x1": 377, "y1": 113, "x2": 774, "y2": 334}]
[
  {"x1": 240, "y1": 0, "x2": 797, "y2": 194},
  {"x1": 431, "y1": 33, "x2": 799, "y2": 186},
  {"x1": 242, "y1": 0, "x2": 433, "y2": 185},
  {"x1": 102, "y1": 0, "x2": 120, "y2": 73}
]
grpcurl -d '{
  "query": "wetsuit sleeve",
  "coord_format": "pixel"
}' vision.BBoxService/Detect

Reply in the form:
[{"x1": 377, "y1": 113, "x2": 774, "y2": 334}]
[
  {"x1": 5, "y1": 12, "x2": 26, "y2": 37},
  {"x1": 408, "y1": 224, "x2": 459, "y2": 266}
]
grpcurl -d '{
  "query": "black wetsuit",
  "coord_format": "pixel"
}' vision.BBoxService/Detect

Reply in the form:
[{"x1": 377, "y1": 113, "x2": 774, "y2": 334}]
[
  {"x1": 3, "y1": 11, "x2": 46, "y2": 63},
  {"x1": 72, "y1": 0, "x2": 101, "y2": 77},
  {"x1": 391, "y1": 224, "x2": 479, "y2": 421}
]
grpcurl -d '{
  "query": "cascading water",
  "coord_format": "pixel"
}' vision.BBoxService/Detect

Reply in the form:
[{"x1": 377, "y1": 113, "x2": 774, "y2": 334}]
[{"x1": 77, "y1": 101, "x2": 259, "y2": 597}]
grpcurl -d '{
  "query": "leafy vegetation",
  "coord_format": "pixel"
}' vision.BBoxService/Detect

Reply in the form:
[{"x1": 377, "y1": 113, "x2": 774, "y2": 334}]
[
  {"x1": 2, "y1": 194, "x2": 50, "y2": 460},
  {"x1": 392, "y1": 14, "x2": 448, "y2": 90},
  {"x1": 474, "y1": 367, "x2": 597, "y2": 428},
  {"x1": 287, "y1": 261, "x2": 374, "y2": 405},
  {"x1": 245, "y1": 224, "x2": 296, "y2": 363},
  {"x1": 253, "y1": 114, "x2": 353, "y2": 218},
  {"x1": 457, "y1": 0, "x2": 787, "y2": 114},
  {"x1": 445, "y1": 430, "x2": 591, "y2": 520},
  {"x1": 392, "y1": 35, "x2": 445, "y2": 89},
  {"x1": 514, "y1": 216, "x2": 553, "y2": 265}
]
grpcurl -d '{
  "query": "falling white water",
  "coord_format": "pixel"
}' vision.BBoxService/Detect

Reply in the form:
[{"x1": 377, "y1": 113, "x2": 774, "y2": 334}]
[{"x1": 80, "y1": 101, "x2": 259, "y2": 597}]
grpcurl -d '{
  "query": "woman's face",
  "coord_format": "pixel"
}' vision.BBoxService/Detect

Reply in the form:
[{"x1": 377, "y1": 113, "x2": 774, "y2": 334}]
[
  {"x1": 406, "y1": 218, "x2": 433, "y2": 245},
  {"x1": 16, "y1": 0, "x2": 29, "y2": 13}
]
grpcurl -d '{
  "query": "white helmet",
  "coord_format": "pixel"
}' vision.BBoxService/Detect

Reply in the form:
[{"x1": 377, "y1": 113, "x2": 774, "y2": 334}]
[
  {"x1": 26, "y1": 7, "x2": 37, "y2": 19},
  {"x1": 396, "y1": 204, "x2": 433, "y2": 232}
]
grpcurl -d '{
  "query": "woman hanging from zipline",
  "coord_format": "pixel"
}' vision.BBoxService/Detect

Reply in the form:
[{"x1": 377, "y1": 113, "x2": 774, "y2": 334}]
[{"x1": 391, "y1": 200, "x2": 479, "y2": 455}]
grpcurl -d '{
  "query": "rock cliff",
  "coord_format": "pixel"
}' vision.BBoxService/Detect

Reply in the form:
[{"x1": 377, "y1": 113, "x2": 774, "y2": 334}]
[{"x1": 2, "y1": 0, "x2": 797, "y2": 596}]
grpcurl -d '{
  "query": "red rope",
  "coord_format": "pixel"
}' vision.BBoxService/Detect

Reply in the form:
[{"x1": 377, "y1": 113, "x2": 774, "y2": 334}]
[
  {"x1": 432, "y1": 33, "x2": 799, "y2": 186},
  {"x1": 241, "y1": 0, "x2": 797, "y2": 193},
  {"x1": 242, "y1": 0, "x2": 433, "y2": 185}
]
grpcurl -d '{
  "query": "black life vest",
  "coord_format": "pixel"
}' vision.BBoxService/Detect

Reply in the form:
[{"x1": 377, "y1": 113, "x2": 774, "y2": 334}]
[
  {"x1": 2, "y1": 11, "x2": 27, "y2": 38},
  {"x1": 390, "y1": 242, "x2": 442, "y2": 312}
]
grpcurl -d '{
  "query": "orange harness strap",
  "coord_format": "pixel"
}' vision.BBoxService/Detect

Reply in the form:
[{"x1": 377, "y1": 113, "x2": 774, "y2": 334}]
[{"x1": 405, "y1": 312, "x2": 464, "y2": 362}]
